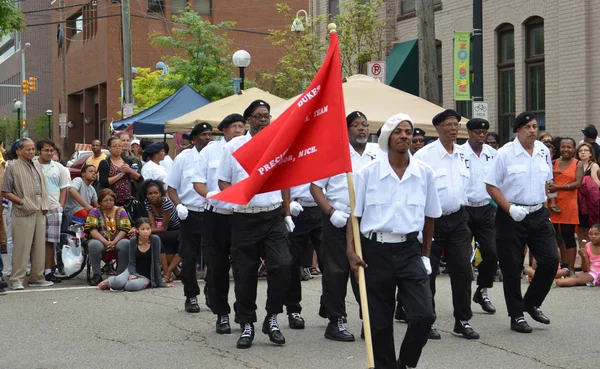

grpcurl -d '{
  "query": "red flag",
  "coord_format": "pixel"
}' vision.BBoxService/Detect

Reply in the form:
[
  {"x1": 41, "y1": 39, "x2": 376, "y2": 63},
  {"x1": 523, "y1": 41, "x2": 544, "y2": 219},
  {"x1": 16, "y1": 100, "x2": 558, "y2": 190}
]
[{"x1": 213, "y1": 33, "x2": 351, "y2": 205}]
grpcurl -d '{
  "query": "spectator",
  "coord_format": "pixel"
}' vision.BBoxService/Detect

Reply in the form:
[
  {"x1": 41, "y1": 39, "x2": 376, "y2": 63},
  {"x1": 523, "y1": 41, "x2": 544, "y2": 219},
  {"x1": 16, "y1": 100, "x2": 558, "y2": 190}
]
[
  {"x1": 160, "y1": 142, "x2": 174, "y2": 171},
  {"x1": 84, "y1": 189, "x2": 131, "y2": 286},
  {"x1": 486, "y1": 132, "x2": 500, "y2": 150},
  {"x1": 576, "y1": 142, "x2": 600, "y2": 247},
  {"x1": 96, "y1": 218, "x2": 170, "y2": 291},
  {"x1": 141, "y1": 142, "x2": 169, "y2": 189},
  {"x1": 555, "y1": 224, "x2": 600, "y2": 287},
  {"x1": 86, "y1": 140, "x2": 107, "y2": 176},
  {"x1": 64, "y1": 164, "x2": 99, "y2": 227},
  {"x1": 0, "y1": 146, "x2": 5, "y2": 293},
  {"x1": 130, "y1": 139, "x2": 142, "y2": 162},
  {"x1": 539, "y1": 132, "x2": 554, "y2": 144},
  {"x1": 98, "y1": 137, "x2": 143, "y2": 206},
  {"x1": 140, "y1": 179, "x2": 181, "y2": 282},
  {"x1": 581, "y1": 125, "x2": 600, "y2": 161},
  {"x1": 2, "y1": 138, "x2": 52, "y2": 289},
  {"x1": 179, "y1": 133, "x2": 192, "y2": 154},
  {"x1": 118, "y1": 131, "x2": 143, "y2": 171},
  {"x1": 35, "y1": 139, "x2": 70, "y2": 283},
  {"x1": 548, "y1": 138, "x2": 583, "y2": 274}
]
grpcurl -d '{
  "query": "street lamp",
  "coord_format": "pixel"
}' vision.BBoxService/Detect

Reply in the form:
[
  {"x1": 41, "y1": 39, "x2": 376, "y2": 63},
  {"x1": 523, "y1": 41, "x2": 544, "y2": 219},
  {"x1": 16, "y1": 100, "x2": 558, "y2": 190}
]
[
  {"x1": 46, "y1": 109, "x2": 53, "y2": 139},
  {"x1": 232, "y1": 50, "x2": 251, "y2": 91},
  {"x1": 291, "y1": 9, "x2": 310, "y2": 32},
  {"x1": 156, "y1": 61, "x2": 169, "y2": 79},
  {"x1": 14, "y1": 101, "x2": 22, "y2": 139}
]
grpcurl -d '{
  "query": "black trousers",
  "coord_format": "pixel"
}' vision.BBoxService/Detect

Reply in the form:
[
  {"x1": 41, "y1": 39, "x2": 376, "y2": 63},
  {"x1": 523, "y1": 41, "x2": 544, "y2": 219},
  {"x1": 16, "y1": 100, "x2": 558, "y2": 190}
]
[
  {"x1": 466, "y1": 204, "x2": 498, "y2": 289},
  {"x1": 179, "y1": 210, "x2": 203, "y2": 298},
  {"x1": 231, "y1": 207, "x2": 291, "y2": 324},
  {"x1": 362, "y1": 236, "x2": 434, "y2": 369},
  {"x1": 496, "y1": 207, "x2": 559, "y2": 318},
  {"x1": 320, "y1": 213, "x2": 361, "y2": 321},
  {"x1": 430, "y1": 207, "x2": 473, "y2": 322},
  {"x1": 203, "y1": 210, "x2": 233, "y2": 316},
  {"x1": 285, "y1": 206, "x2": 322, "y2": 315}
]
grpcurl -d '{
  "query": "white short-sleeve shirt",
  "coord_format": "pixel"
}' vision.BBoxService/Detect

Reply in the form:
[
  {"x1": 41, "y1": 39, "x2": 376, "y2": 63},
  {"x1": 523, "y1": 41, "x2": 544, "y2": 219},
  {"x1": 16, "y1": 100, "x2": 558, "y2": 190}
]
[
  {"x1": 192, "y1": 139, "x2": 236, "y2": 210},
  {"x1": 141, "y1": 160, "x2": 169, "y2": 190},
  {"x1": 290, "y1": 183, "x2": 314, "y2": 202},
  {"x1": 354, "y1": 156, "x2": 442, "y2": 235},
  {"x1": 217, "y1": 131, "x2": 282, "y2": 207},
  {"x1": 484, "y1": 138, "x2": 552, "y2": 205},
  {"x1": 165, "y1": 147, "x2": 205, "y2": 208},
  {"x1": 461, "y1": 142, "x2": 497, "y2": 203},
  {"x1": 414, "y1": 139, "x2": 469, "y2": 213}
]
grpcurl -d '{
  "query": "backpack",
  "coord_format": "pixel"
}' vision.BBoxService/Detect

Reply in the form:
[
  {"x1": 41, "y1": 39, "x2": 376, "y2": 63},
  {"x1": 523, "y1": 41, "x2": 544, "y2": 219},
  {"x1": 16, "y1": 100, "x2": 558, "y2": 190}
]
[{"x1": 123, "y1": 196, "x2": 148, "y2": 223}]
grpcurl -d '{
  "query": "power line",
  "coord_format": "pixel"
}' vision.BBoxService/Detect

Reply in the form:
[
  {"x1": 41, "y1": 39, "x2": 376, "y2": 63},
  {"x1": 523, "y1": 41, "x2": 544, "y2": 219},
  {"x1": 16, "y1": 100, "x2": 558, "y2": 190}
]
[{"x1": 22, "y1": 0, "x2": 108, "y2": 15}]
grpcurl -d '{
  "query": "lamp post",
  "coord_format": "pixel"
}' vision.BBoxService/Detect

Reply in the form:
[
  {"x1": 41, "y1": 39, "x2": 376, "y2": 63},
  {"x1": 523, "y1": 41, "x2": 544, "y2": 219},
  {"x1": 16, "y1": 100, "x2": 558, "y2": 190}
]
[
  {"x1": 46, "y1": 109, "x2": 53, "y2": 139},
  {"x1": 232, "y1": 50, "x2": 251, "y2": 91},
  {"x1": 14, "y1": 101, "x2": 22, "y2": 139},
  {"x1": 156, "y1": 61, "x2": 169, "y2": 80},
  {"x1": 291, "y1": 9, "x2": 310, "y2": 32}
]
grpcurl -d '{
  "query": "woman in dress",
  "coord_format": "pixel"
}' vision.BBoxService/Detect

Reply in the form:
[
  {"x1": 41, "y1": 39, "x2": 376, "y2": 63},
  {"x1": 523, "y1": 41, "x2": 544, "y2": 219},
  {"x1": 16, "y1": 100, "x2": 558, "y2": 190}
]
[
  {"x1": 576, "y1": 142, "x2": 600, "y2": 248},
  {"x1": 98, "y1": 137, "x2": 143, "y2": 206}
]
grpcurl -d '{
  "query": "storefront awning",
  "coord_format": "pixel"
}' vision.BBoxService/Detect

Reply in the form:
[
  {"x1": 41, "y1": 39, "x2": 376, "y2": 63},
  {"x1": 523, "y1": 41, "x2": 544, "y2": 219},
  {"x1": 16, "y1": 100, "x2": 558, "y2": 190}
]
[{"x1": 386, "y1": 39, "x2": 419, "y2": 96}]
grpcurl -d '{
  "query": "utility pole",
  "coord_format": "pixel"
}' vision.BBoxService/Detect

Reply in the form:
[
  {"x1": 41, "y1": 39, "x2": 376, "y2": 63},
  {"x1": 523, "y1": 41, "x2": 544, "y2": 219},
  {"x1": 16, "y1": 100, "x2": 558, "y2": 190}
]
[
  {"x1": 60, "y1": 0, "x2": 68, "y2": 161},
  {"x1": 20, "y1": 40, "x2": 27, "y2": 137},
  {"x1": 121, "y1": 0, "x2": 133, "y2": 110},
  {"x1": 416, "y1": 0, "x2": 440, "y2": 105},
  {"x1": 472, "y1": 0, "x2": 483, "y2": 104}
]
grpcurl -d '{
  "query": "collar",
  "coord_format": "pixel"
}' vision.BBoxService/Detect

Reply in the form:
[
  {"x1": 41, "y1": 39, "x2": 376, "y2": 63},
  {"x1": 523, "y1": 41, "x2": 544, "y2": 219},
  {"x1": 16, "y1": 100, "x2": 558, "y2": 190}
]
[
  {"x1": 434, "y1": 139, "x2": 459, "y2": 158},
  {"x1": 379, "y1": 152, "x2": 421, "y2": 182},
  {"x1": 513, "y1": 137, "x2": 542, "y2": 157},
  {"x1": 350, "y1": 143, "x2": 377, "y2": 159},
  {"x1": 463, "y1": 141, "x2": 489, "y2": 158},
  {"x1": 34, "y1": 157, "x2": 54, "y2": 167},
  {"x1": 18, "y1": 157, "x2": 35, "y2": 166}
]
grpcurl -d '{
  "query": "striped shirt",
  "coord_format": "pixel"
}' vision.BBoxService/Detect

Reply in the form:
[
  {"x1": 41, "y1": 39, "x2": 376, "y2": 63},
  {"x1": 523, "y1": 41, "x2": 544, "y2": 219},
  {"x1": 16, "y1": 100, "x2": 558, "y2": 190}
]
[{"x1": 144, "y1": 197, "x2": 180, "y2": 230}]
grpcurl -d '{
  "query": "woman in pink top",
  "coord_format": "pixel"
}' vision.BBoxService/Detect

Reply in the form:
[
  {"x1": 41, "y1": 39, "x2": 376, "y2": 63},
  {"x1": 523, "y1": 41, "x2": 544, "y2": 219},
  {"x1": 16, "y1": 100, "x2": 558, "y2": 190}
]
[{"x1": 556, "y1": 224, "x2": 600, "y2": 287}]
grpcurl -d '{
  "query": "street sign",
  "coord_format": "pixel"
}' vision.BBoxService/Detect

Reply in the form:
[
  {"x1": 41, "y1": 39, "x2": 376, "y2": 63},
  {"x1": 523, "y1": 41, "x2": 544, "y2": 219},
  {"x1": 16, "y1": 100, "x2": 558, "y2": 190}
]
[
  {"x1": 60, "y1": 124, "x2": 66, "y2": 138},
  {"x1": 472, "y1": 101, "x2": 488, "y2": 121},
  {"x1": 367, "y1": 61, "x2": 386, "y2": 83},
  {"x1": 123, "y1": 103, "x2": 134, "y2": 119},
  {"x1": 233, "y1": 78, "x2": 241, "y2": 95},
  {"x1": 59, "y1": 113, "x2": 67, "y2": 125}
]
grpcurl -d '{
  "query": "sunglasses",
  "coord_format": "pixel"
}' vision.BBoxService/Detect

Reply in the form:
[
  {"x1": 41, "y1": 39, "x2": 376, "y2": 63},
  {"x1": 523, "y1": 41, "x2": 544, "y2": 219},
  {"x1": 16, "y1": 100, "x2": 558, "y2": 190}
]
[{"x1": 412, "y1": 139, "x2": 425, "y2": 144}]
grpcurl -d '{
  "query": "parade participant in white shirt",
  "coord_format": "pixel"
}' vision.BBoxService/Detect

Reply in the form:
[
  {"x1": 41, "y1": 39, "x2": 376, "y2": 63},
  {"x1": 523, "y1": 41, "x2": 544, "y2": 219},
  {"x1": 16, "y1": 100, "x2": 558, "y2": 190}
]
[
  {"x1": 192, "y1": 114, "x2": 245, "y2": 335},
  {"x1": 485, "y1": 112, "x2": 558, "y2": 333},
  {"x1": 348, "y1": 113, "x2": 440, "y2": 369},
  {"x1": 310, "y1": 111, "x2": 378, "y2": 342},
  {"x1": 410, "y1": 128, "x2": 427, "y2": 155},
  {"x1": 218, "y1": 100, "x2": 293, "y2": 350},
  {"x1": 461, "y1": 118, "x2": 498, "y2": 314},
  {"x1": 165, "y1": 122, "x2": 212, "y2": 314},
  {"x1": 141, "y1": 142, "x2": 169, "y2": 190},
  {"x1": 414, "y1": 109, "x2": 479, "y2": 340}
]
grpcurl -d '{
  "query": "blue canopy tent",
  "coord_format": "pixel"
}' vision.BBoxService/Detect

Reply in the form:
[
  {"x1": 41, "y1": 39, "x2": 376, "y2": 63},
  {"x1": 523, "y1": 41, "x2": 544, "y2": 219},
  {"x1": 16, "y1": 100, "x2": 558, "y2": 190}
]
[{"x1": 112, "y1": 84, "x2": 210, "y2": 134}]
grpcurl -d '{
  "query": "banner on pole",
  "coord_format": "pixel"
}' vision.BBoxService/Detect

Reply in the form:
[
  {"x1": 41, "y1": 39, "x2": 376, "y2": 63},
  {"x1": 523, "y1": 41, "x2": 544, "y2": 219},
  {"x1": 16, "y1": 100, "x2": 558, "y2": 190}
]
[{"x1": 454, "y1": 31, "x2": 471, "y2": 101}]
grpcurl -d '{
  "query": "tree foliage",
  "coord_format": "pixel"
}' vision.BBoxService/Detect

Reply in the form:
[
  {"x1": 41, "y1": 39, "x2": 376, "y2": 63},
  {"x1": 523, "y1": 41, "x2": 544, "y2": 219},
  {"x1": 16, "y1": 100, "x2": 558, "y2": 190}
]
[
  {"x1": 0, "y1": 0, "x2": 25, "y2": 38},
  {"x1": 256, "y1": 1, "x2": 389, "y2": 99},
  {"x1": 131, "y1": 68, "x2": 178, "y2": 114},
  {"x1": 0, "y1": 116, "x2": 19, "y2": 145}
]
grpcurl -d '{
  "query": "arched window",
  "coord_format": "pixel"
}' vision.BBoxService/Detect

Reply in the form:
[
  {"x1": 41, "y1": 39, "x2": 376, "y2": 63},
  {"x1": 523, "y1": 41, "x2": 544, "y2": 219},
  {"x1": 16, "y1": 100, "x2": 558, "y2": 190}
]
[
  {"x1": 497, "y1": 23, "x2": 515, "y2": 143},
  {"x1": 525, "y1": 17, "x2": 545, "y2": 129}
]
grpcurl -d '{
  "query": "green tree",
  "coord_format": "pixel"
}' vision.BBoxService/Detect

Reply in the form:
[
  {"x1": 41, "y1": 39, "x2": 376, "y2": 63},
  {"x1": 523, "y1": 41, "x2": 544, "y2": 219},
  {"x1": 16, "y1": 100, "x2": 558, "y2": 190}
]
[
  {"x1": 149, "y1": 9, "x2": 236, "y2": 102},
  {"x1": 256, "y1": 1, "x2": 389, "y2": 99},
  {"x1": 0, "y1": 0, "x2": 25, "y2": 37},
  {"x1": 31, "y1": 114, "x2": 50, "y2": 140},
  {"x1": 0, "y1": 116, "x2": 20, "y2": 145},
  {"x1": 131, "y1": 68, "x2": 178, "y2": 114}
]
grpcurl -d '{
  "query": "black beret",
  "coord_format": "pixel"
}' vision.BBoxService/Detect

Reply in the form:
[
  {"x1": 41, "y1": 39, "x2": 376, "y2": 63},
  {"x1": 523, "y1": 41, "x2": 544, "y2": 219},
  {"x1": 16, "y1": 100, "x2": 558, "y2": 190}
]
[
  {"x1": 413, "y1": 128, "x2": 426, "y2": 137},
  {"x1": 140, "y1": 138, "x2": 154, "y2": 150},
  {"x1": 181, "y1": 133, "x2": 192, "y2": 141},
  {"x1": 513, "y1": 112, "x2": 536, "y2": 133},
  {"x1": 582, "y1": 126, "x2": 598, "y2": 139},
  {"x1": 432, "y1": 109, "x2": 461, "y2": 126},
  {"x1": 218, "y1": 113, "x2": 246, "y2": 131},
  {"x1": 191, "y1": 122, "x2": 213, "y2": 137},
  {"x1": 243, "y1": 100, "x2": 270, "y2": 119},
  {"x1": 346, "y1": 111, "x2": 367, "y2": 127},
  {"x1": 142, "y1": 142, "x2": 164, "y2": 162},
  {"x1": 466, "y1": 118, "x2": 490, "y2": 130}
]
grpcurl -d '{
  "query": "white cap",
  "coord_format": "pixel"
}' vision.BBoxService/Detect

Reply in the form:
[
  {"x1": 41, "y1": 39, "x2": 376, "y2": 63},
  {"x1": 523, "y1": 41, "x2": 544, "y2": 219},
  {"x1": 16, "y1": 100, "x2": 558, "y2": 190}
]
[
  {"x1": 378, "y1": 113, "x2": 414, "y2": 153},
  {"x1": 131, "y1": 139, "x2": 140, "y2": 146}
]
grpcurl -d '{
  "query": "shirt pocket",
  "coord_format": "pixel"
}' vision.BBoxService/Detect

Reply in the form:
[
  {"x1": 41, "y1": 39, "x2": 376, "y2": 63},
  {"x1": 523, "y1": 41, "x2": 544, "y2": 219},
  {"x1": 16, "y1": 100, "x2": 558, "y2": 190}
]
[
  {"x1": 365, "y1": 188, "x2": 388, "y2": 220},
  {"x1": 183, "y1": 168, "x2": 195, "y2": 179},
  {"x1": 507, "y1": 164, "x2": 527, "y2": 188},
  {"x1": 406, "y1": 193, "x2": 425, "y2": 223},
  {"x1": 434, "y1": 169, "x2": 449, "y2": 191},
  {"x1": 208, "y1": 160, "x2": 220, "y2": 180}
]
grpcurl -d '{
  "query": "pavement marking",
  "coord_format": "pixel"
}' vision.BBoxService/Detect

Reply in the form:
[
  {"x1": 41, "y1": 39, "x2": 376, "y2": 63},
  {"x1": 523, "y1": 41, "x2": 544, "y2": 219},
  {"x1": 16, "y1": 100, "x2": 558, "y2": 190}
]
[{"x1": 5, "y1": 286, "x2": 97, "y2": 294}]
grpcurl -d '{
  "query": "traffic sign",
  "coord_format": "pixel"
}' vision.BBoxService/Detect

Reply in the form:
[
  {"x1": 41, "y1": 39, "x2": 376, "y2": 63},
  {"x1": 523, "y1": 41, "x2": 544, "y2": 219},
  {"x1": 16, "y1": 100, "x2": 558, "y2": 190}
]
[
  {"x1": 367, "y1": 61, "x2": 386, "y2": 83},
  {"x1": 472, "y1": 101, "x2": 488, "y2": 121},
  {"x1": 123, "y1": 103, "x2": 134, "y2": 119},
  {"x1": 233, "y1": 78, "x2": 241, "y2": 95},
  {"x1": 59, "y1": 113, "x2": 67, "y2": 125}
]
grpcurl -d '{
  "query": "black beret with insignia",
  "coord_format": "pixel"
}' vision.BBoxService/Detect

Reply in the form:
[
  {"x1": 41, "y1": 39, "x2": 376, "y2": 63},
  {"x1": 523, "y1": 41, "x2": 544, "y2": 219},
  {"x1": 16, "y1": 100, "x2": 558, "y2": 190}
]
[
  {"x1": 346, "y1": 111, "x2": 367, "y2": 127},
  {"x1": 243, "y1": 100, "x2": 271, "y2": 119},
  {"x1": 218, "y1": 113, "x2": 246, "y2": 131},
  {"x1": 466, "y1": 118, "x2": 490, "y2": 130},
  {"x1": 432, "y1": 109, "x2": 461, "y2": 126},
  {"x1": 413, "y1": 128, "x2": 426, "y2": 137},
  {"x1": 513, "y1": 112, "x2": 535, "y2": 133},
  {"x1": 191, "y1": 122, "x2": 213, "y2": 137}
]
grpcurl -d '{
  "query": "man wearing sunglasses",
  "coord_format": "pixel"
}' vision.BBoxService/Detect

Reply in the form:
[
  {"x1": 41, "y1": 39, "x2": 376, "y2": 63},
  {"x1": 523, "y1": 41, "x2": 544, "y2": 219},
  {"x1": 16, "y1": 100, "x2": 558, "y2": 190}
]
[{"x1": 410, "y1": 128, "x2": 426, "y2": 155}]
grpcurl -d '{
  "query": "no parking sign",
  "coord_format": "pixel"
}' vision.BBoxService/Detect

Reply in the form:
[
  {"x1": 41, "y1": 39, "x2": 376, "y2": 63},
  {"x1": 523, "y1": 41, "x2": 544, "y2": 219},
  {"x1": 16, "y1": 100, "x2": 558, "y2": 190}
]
[{"x1": 367, "y1": 61, "x2": 386, "y2": 83}]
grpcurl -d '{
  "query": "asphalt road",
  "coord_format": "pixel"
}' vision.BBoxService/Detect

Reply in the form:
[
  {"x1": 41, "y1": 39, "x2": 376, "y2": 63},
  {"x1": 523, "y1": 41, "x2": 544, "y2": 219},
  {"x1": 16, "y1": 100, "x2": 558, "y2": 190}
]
[{"x1": 1, "y1": 260, "x2": 598, "y2": 369}]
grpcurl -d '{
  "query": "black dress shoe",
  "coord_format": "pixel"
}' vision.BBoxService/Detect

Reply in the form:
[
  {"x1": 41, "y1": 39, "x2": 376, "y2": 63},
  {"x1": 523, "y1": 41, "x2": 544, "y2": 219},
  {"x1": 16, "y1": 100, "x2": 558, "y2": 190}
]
[
  {"x1": 397, "y1": 359, "x2": 407, "y2": 369},
  {"x1": 262, "y1": 314, "x2": 286, "y2": 345},
  {"x1": 527, "y1": 306, "x2": 550, "y2": 324},
  {"x1": 89, "y1": 274, "x2": 102, "y2": 286},
  {"x1": 325, "y1": 317, "x2": 355, "y2": 342},
  {"x1": 395, "y1": 305, "x2": 408, "y2": 323},
  {"x1": 184, "y1": 297, "x2": 200, "y2": 313},
  {"x1": 453, "y1": 321, "x2": 480, "y2": 339},
  {"x1": 473, "y1": 288, "x2": 496, "y2": 314},
  {"x1": 216, "y1": 314, "x2": 231, "y2": 334},
  {"x1": 510, "y1": 317, "x2": 533, "y2": 333},
  {"x1": 428, "y1": 327, "x2": 441, "y2": 340},
  {"x1": 236, "y1": 323, "x2": 255, "y2": 349},
  {"x1": 288, "y1": 313, "x2": 305, "y2": 329}
]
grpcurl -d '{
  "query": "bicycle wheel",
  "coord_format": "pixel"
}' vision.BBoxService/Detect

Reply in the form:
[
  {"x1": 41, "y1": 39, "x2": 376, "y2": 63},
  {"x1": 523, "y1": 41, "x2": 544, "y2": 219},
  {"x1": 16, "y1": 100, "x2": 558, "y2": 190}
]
[{"x1": 55, "y1": 231, "x2": 87, "y2": 280}]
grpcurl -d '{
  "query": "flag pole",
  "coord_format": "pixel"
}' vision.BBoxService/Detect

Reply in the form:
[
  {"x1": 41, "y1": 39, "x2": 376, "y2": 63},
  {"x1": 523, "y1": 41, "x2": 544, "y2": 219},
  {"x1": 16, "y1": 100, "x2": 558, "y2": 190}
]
[{"x1": 346, "y1": 171, "x2": 375, "y2": 369}]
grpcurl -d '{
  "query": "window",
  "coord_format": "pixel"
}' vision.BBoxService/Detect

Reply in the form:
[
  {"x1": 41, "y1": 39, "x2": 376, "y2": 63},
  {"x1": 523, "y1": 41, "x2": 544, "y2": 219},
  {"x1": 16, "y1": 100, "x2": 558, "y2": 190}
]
[
  {"x1": 436, "y1": 41, "x2": 443, "y2": 104},
  {"x1": 0, "y1": 32, "x2": 17, "y2": 63},
  {"x1": 148, "y1": 0, "x2": 164, "y2": 14},
  {"x1": 192, "y1": 0, "x2": 210, "y2": 15},
  {"x1": 400, "y1": 0, "x2": 442, "y2": 14},
  {"x1": 171, "y1": 0, "x2": 187, "y2": 14},
  {"x1": 497, "y1": 23, "x2": 515, "y2": 143},
  {"x1": 329, "y1": 0, "x2": 340, "y2": 19},
  {"x1": 525, "y1": 17, "x2": 545, "y2": 130},
  {"x1": 68, "y1": 13, "x2": 83, "y2": 37}
]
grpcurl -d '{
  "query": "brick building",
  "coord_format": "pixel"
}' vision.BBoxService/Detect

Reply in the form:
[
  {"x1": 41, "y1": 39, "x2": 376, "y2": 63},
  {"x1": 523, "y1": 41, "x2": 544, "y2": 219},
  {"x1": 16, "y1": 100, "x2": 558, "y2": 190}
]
[
  {"x1": 0, "y1": 1, "x2": 54, "y2": 141},
  {"x1": 315, "y1": 0, "x2": 595, "y2": 144},
  {"x1": 47, "y1": 0, "x2": 307, "y2": 154}
]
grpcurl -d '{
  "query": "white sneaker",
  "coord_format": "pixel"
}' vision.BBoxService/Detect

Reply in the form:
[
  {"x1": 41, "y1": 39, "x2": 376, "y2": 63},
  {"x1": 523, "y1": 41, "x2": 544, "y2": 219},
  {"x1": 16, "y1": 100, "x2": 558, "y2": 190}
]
[
  {"x1": 11, "y1": 283, "x2": 24, "y2": 290},
  {"x1": 29, "y1": 280, "x2": 53, "y2": 287}
]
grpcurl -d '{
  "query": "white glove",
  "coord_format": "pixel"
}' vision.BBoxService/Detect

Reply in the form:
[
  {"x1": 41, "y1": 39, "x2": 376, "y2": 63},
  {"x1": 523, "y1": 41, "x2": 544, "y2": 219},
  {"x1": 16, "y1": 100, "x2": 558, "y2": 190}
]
[
  {"x1": 284, "y1": 216, "x2": 295, "y2": 232},
  {"x1": 289, "y1": 201, "x2": 304, "y2": 217},
  {"x1": 421, "y1": 256, "x2": 432, "y2": 275},
  {"x1": 509, "y1": 204, "x2": 529, "y2": 222},
  {"x1": 176, "y1": 204, "x2": 189, "y2": 220},
  {"x1": 329, "y1": 210, "x2": 350, "y2": 228}
]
